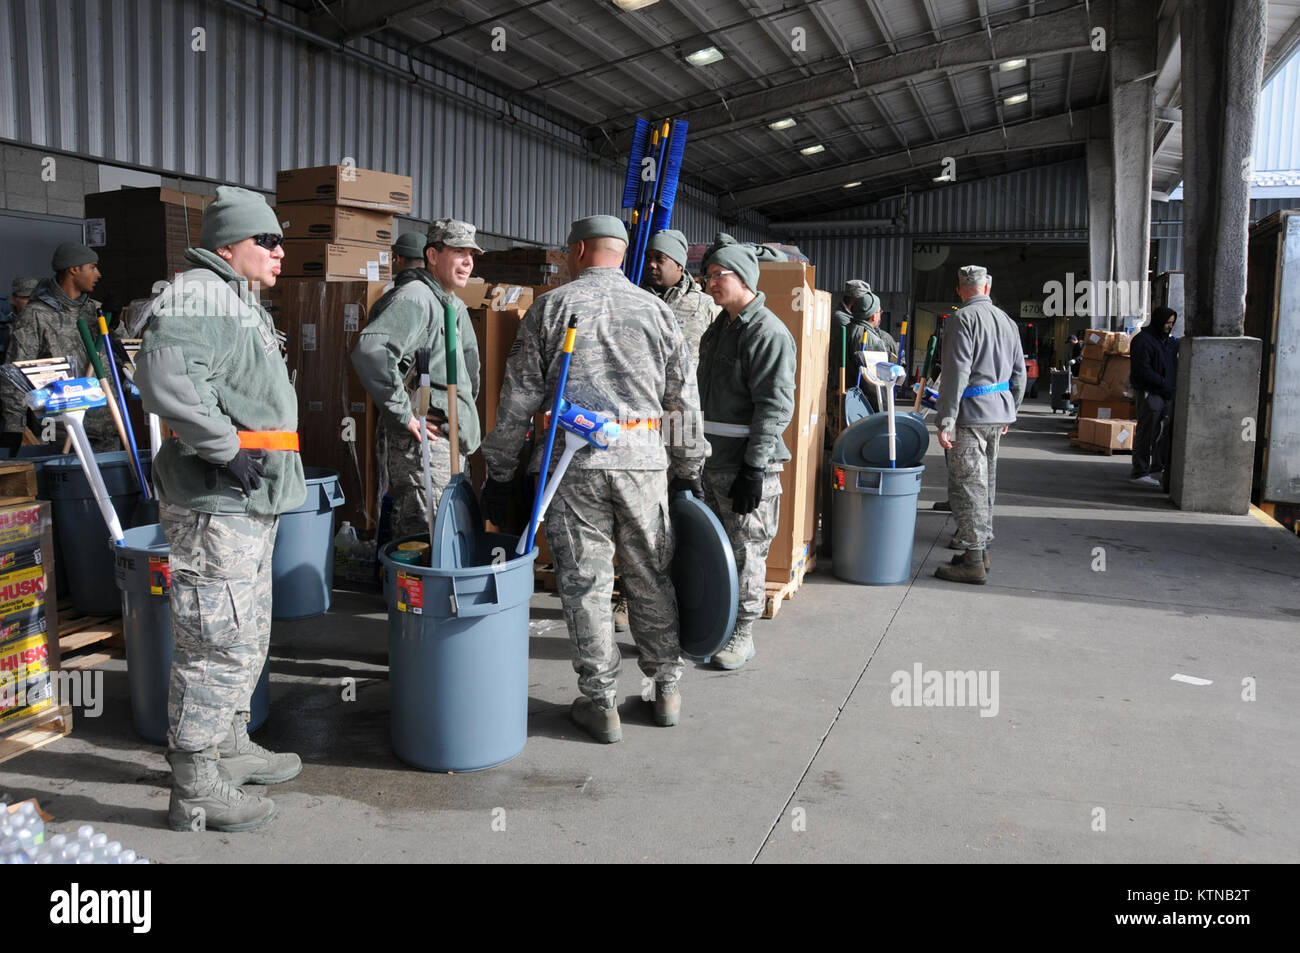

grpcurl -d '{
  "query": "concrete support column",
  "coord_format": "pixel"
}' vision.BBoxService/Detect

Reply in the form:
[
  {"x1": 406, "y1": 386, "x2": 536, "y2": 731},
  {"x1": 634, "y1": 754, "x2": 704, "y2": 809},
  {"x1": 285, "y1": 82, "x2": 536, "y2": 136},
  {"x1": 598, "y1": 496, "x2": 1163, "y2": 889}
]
[
  {"x1": 1169, "y1": 0, "x2": 1267, "y2": 514},
  {"x1": 1109, "y1": 3, "x2": 1157, "y2": 332},
  {"x1": 1086, "y1": 125, "x2": 1114, "y2": 332}
]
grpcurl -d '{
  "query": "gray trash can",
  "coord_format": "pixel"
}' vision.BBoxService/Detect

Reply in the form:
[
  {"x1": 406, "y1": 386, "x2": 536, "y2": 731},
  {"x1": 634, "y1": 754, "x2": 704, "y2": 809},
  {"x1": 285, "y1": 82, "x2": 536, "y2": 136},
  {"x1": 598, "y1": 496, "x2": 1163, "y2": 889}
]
[
  {"x1": 114, "y1": 524, "x2": 269, "y2": 745},
  {"x1": 271, "y1": 467, "x2": 345, "y2": 620},
  {"x1": 380, "y1": 532, "x2": 537, "y2": 772},
  {"x1": 43, "y1": 451, "x2": 152, "y2": 615},
  {"x1": 831, "y1": 463, "x2": 925, "y2": 585}
]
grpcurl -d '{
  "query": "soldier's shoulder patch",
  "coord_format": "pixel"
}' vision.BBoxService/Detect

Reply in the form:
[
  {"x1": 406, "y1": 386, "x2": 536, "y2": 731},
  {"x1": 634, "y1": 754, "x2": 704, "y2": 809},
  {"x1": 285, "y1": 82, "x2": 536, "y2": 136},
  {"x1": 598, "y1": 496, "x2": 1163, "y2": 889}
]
[{"x1": 508, "y1": 337, "x2": 523, "y2": 357}]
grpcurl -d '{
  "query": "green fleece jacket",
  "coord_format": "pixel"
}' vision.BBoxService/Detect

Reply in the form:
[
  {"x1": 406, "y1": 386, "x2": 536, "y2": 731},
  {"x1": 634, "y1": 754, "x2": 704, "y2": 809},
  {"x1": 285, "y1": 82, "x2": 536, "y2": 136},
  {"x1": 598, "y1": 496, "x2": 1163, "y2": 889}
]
[
  {"x1": 350, "y1": 268, "x2": 481, "y2": 454},
  {"x1": 135, "y1": 248, "x2": 305, "y2": 516},
  {"x1": 696, "y1": 291, "x2": 797, "y2": 471}
]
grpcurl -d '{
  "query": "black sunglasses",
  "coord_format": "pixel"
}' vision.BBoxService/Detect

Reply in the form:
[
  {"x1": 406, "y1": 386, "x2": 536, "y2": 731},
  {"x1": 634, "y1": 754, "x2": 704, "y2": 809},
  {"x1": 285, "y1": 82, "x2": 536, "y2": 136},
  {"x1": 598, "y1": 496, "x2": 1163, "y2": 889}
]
[{"x1": 251, "y1": 233, "x2": 283, "y2": 250}]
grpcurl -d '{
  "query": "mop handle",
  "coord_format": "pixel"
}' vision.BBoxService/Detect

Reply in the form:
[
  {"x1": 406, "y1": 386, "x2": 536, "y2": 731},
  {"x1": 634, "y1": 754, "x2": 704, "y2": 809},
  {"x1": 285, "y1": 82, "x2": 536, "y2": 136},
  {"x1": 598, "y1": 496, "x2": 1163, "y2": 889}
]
[
  {"x1": 99, "y1": 316, "x2": 150, "y2": 500},
  {"x1": 523, "y1": 315, "x2": 579, "y2": 555},
  {"x1": 444, "y1": 300, "x2": 460, "y2": 476},
  {"x1": 65, "y1": 412, "x2": 124, "y2": 544},
  {"x1": 516, "y1": 434, "x2": 581, "y2": 556}
]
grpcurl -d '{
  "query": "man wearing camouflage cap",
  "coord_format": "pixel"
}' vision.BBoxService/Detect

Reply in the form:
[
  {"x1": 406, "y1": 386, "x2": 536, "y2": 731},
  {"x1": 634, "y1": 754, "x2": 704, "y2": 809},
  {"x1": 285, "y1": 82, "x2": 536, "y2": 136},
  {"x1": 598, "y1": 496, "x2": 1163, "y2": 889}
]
[
  {"x1": 697, "y1": 234, "x2": 796, "y2": 670},
  {"x1": 136, "y1": 184, "x2": 305, "y2": 832},
  {"x1": 0, "y1": 277, "x2": 37, "y2": 368},
  {"x1": 933, "y1": 265, "x2": 1026, "y2": 585},
  {"x1": 481, "y1": 215, "x2": 705, "y2": 743},
  {"x1": 641, "y1": 229, "x2": 717, "y2": 372},
  {"x1": 352, "y1": 218, "x2": 482, "y2": 538},
  {"x1": 1, "y1": 244, "x2": 122, "y2": 453}
]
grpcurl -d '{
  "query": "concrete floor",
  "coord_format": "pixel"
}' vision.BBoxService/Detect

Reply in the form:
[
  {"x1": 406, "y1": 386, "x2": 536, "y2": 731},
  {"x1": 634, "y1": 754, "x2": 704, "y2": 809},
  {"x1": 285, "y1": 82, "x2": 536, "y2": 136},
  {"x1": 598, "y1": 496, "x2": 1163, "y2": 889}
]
[{"x1": 4, "y1": 397, "x2": 1298, "y2": 863}]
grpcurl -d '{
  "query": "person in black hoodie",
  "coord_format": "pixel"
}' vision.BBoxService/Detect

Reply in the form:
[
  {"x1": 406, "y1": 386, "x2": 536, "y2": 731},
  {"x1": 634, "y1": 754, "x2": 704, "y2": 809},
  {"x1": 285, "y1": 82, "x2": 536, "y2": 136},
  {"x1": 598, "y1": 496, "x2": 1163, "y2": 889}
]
[{"x1": 1129, "y1": 306, "x2": 1177, "y2": 485}]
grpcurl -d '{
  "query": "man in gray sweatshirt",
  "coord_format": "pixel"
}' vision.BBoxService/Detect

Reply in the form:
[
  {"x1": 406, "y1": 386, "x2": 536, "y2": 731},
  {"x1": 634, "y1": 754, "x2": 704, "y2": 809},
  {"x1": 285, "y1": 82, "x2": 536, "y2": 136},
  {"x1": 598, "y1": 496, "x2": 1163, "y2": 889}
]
[{"x1": 933, "y1": 266, "x2": 1026, "y2": 584}]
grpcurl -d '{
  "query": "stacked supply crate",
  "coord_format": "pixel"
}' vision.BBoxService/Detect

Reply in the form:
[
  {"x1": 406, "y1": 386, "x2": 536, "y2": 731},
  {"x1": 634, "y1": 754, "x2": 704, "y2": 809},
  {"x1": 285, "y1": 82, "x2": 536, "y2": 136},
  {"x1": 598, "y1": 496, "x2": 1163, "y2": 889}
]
[
  {"x1": 0, "y1": 464, "x2": 72, "y2": 765},
  {"x1": 1071, "y1": 329, "x2": 1137, "y2": 451},
  {"x1": 756, "y1": 262, "x2": 832, "y2": 614},
  {"x1": 474, "y1": 248, "x2": 572, "y2": 287}
]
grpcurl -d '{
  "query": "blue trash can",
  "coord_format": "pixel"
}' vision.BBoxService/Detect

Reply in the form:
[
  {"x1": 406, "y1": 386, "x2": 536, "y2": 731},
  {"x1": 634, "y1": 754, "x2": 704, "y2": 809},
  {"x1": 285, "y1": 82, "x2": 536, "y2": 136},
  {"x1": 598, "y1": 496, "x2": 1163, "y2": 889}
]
[
  {"x1": 831, "y1": 464, "x2": 925, "y2": 585},
  {"x1": 113, "y1": 524, "x2": 270, "y2": 744},
  {"x1": 271, "y1": 467, "x2": 345, "y2": 620},
  {"x1": 380, "y1": 532, "x2": 537, "y2": 772},
  {"x1": 43, "y1": 451, "x2": 152, "y2": 615}
]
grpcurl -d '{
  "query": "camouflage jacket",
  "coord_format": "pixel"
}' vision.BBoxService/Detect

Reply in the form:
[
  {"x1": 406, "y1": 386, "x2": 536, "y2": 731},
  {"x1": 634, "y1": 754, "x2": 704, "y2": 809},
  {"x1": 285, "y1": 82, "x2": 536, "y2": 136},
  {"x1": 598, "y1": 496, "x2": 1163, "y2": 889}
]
[
  {"x1": 351, "y1": 268, "x2": 482, "y2": 454},
  {"x1": 696, "y1": 291, "x2": 797, "y2": 472},
  {"x1": 0, "y1": 278, "x2": 119, "y2": 447},
  {"x1": 482, "y1": 265, "x2": 705, "y2": 480},
  {"x1": 643, "y1": 270, "x2": 717, "y2": 371}
]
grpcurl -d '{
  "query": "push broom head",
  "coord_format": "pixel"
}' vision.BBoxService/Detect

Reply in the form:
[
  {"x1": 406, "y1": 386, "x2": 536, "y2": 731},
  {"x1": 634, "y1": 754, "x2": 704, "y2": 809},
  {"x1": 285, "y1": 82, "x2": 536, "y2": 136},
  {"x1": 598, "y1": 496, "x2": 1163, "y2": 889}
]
[
  {"x1": 621, "y1": 117, "x2": 652, "y2": 209},
  {"x1": 650, "y1": 119, "x2": 689, "y2": 233}
]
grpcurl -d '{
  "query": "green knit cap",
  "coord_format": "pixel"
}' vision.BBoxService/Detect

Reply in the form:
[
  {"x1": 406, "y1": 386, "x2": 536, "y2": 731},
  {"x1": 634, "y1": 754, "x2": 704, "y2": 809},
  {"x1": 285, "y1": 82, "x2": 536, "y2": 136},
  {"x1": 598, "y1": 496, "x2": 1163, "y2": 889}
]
[
  {"x1": 647, "y1": 229, "x2": 688, "y2": 266},
  {"x1": 392, "y1": 231, "x2": 427, "y2": 259},
  {"x1": 200, "y1": 186, "x2": 281, "y2": 251},
  {"x1": 51, "y1": 243, "x2": 98, "y2": 271},
  {"x1": 701, "y1": 233, "x2": 759, "y2": 291}
]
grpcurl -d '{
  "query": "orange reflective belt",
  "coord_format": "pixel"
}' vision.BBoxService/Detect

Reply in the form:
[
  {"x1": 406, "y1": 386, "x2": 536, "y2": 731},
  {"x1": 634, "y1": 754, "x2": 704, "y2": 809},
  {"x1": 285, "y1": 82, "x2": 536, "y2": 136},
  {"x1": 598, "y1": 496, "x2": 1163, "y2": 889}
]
[{"x1": 237, "y1": 431, "x2": 300, "y2": 451}]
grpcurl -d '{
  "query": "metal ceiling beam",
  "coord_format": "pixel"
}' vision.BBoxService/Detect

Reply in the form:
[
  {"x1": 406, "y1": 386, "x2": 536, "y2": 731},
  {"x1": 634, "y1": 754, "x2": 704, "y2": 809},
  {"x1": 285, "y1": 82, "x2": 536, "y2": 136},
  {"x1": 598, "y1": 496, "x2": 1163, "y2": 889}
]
[
  {"x1": 309, "y1": 0, "x2": 450, "y2": 41},
  {"x1": 726, "y1": 110, "x2": 1095, "y2": 210},
  {"x1": 1263, "y1": 12, "x2": 1300, "y2": 82},
  {"x1": 678, "y1": 2, "x2": 1106, "y2": 139}
]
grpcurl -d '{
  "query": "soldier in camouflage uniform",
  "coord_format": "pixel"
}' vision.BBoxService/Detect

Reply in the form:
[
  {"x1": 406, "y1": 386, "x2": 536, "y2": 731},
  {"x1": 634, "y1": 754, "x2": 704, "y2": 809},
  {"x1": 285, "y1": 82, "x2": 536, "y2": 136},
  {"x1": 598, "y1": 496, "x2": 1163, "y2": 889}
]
[
  {"x1": 933, "y1": 265, "x2": 1026, "y2": 585},
  {"x1": 136, "y1": 186, "x2": 307, "y2": 832},
  {"x1": 352, "y1": 219, "x2": 482, "y2": 540},
  {"x1": 642, "y1": 229, "x2": 717, "y2": 372},
  {"x1": 696, "y1": 235, "x2": 796, "y2": 670},
  {"x1": 1, "y1": 245, "x2": 122, "y2": 453},
  {"x1": 481, "y1": 215, "x2": 705, "y2": 743}
]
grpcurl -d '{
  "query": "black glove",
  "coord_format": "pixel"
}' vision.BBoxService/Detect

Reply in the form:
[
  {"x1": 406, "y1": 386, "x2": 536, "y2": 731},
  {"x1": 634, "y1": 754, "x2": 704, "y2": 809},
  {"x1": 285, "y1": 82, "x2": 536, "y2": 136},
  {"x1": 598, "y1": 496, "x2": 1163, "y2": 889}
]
[
  {"x1": 668, "y1": 475, "x2": 703, "y2": 498},
  {"x1": 728, "y1": 464, "x2": 765, "y2": 515},
  {"x1": 482, "y1": 477, "x2": 516, "y2": 529},
  {"x1": 223, "y1": 449, "x2": 267, "y2": 497}
]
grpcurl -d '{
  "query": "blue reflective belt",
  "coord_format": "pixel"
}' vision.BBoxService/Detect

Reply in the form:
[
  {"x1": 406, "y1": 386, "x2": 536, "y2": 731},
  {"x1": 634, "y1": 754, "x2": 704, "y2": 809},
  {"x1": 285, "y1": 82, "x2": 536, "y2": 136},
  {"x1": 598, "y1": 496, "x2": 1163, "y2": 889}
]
[{"x1": 962, "y1": 381, "x2": 1011, "y2": 398}]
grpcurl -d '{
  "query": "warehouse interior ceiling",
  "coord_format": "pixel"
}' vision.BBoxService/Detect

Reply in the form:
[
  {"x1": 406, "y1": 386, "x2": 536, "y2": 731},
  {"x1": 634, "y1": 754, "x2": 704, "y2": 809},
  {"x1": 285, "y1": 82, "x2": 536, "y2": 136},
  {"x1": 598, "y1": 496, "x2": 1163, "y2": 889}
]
[{"x1": 274, "y1": 0, "x2": 1298, "y2": 219}]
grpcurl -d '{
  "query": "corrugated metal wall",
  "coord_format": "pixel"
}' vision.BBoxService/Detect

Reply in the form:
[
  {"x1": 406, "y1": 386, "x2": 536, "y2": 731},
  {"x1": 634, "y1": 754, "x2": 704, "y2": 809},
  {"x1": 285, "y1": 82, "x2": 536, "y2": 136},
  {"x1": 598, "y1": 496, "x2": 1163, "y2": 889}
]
[
  {"x1": 778, "y1": 161, "x2": 1090, "y2": 294},
  {"x1": 1153, "y1": 198, "x2": 1299, "y2": 275},
  {"x1": 1256, "y1": 49, "x2": 1300, "y2": 172},
  {"x1": 0, "y1": 0, "x2": 756, "y2": 245}
]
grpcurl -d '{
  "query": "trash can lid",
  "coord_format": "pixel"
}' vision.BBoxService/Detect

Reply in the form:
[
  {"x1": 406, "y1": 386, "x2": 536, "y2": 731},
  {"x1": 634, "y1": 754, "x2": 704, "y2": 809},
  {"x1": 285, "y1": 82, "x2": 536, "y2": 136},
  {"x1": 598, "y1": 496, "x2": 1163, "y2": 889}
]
[
  {"x1": 670, "y1": 489, "x2": 738, "y2": 662},
  {"x1": 844, "y1": 386, "x2": 874, "y2": 426},
  {"x1": 833, "y1": 413, "x2": 929, "y2": 469},
  {"x1": 430, "y1": 473, "x2": 483, "y2": 569}
]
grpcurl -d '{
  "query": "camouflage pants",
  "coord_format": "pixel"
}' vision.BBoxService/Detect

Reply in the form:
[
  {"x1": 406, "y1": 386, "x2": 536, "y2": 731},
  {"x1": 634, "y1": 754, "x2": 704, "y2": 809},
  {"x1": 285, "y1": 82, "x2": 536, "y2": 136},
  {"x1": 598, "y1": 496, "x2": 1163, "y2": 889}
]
[
  {"x1": 159, "y1": 502, "x2": 277, "y2": 752},
  {"x1": 948, "y1": 425, "x2": 1002, "y2": 551},
  {"x1": 378, "y1": 424, "x2": 461, "y2": 541},
  {"x1": 702, "y1": 468, "x2": 782, "y2": 639},
  {"x1": 544, "y1": 469, "x2": 681, "y2": 704}
]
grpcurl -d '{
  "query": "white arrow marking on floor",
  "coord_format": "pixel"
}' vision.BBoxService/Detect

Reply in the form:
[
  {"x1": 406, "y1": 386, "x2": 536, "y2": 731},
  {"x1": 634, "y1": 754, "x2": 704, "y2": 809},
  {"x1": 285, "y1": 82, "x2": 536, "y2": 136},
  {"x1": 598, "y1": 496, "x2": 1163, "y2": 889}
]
[{"x1": 1171, "y1": 674, "x2": 1213, "y2": 686}]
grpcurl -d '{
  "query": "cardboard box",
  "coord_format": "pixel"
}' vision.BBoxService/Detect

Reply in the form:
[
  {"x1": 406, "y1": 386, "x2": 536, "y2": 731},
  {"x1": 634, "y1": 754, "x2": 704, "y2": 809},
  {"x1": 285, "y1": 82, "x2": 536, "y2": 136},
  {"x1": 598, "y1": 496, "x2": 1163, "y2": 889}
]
[
  {"x1": 1100, "y1": 353, "x2": 1132, "y2": 391},
  {"x1": 1078, "y1": 358, "x2": 1104, "y2": 383},
  {"x1": 1078, "y1": 399, "x2": 1135, "y2": 420},
  {"x1": 275, "y1": 280, "x2": 388, "y2": 531},
  {"x1": 281, "y1": 241, "x2": 392, "y2": 281},
  {"x1": 275, "y1": 165, "x2": 413, "y2": 213},
  {"x1": 274, "y1": 205, "x2": 395, "y2": 246},
  {"x1": 1072, "y1": 380, "x2": 1113, "y2": 402},
  {"x1": 1081, "y1": 341, "x2": 1106, "y2": 362},
  {"x1": 1090, "y1": 418, "x2": 1136, "y2": 450},
  {"x1": 452, "y1": 279, "x2": 491, "y2": 310}
]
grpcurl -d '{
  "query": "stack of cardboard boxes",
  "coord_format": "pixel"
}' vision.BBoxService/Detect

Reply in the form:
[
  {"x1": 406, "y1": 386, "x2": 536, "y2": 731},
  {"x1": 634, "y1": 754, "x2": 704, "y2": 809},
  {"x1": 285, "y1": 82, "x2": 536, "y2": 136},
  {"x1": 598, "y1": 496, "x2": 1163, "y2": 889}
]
[
  {"x1": 0, "y1": 466, "x2": 72, "y2": 761},
  {"x1": 756, "y1": 262, "x2": 832, "y2": 592},
  {"x1": 271, "y1": 165, "x2": 414, "y2": 533},
  {"x1": 474, "y1": 249, "x2": 571, "y2": 287},
  {"x1": 1072, "y1": 328, "x2": 1137, "y2": 451}
]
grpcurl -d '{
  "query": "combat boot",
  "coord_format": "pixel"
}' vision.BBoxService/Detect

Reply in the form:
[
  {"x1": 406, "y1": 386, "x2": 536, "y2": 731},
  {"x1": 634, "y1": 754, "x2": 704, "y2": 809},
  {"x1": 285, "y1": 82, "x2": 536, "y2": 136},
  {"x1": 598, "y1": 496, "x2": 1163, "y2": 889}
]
[
  {"x1": 217, "y1": 711, "x2": 302, "y2": 785},
  {"x1": 651, "y1": 682, "x2": 680, "y2": 727},
  {"x1": 713, "y1": 632, "x2": 755, "y2": 670},
  {"x1": 935, "y1": 549, "x2": 987, "y2": 585},
  {"x1": 167, "y1": 747, "x2": 276, "y2": 832},
  {"x1": 613, "y1": 594, "x2": 629, "y2": 633},
  {"x1": 570, "y1": 697, "x2": 622, "y2": 743},
  {"x1": 948, "y1": 550, "x2": 991, "y2": 572}
]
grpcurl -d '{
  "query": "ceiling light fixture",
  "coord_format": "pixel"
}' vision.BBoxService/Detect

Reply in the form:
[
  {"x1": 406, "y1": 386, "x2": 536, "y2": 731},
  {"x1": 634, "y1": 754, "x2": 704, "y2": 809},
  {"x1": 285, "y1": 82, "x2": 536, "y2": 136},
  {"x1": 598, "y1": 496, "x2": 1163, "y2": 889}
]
[
  {"x1": 933, "y1": 174, "x2": 953, "y2": 183},
  {"x1": 1003, "y1": 92, "x2": 1029, "y2": 105},
  {"x1": 769, "y1": 117, "x2": 797, "y2": 131},
  {"x1": 843, "y1": 181, "x2": 862, "y2": 189},
  {"x1": 685, "y1": 46, "x2": 724, "y2": 67},
  {"x1": 612, "y1": 0, "x2": 660, "y2": 10},
  {"x1": 999, "y1": 58, "x2": 1027, "y2": 71},
  {"x1": 800, "y1": 144, "x2": 825, "y2": 156}
]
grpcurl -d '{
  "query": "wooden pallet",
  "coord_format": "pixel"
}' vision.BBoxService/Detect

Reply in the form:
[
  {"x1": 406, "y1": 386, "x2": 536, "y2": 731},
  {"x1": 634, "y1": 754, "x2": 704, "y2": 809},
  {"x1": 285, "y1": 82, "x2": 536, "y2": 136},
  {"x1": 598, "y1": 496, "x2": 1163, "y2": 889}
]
[
  {"x1": 1069, "y1": 437, "x2": 1132, "y2": 456},
  {"x1": 764, "y1": 555, "x2": 816, "y2": 620},
  {"x1": 0, "y1": 705, "x2": 74, "y2": 766},
  {"x1": 56, "y1": 601, "x2": 124, "y2": 670},
  {"x1": 0, "y1": 461, "x2": 37, "y2": 507}
]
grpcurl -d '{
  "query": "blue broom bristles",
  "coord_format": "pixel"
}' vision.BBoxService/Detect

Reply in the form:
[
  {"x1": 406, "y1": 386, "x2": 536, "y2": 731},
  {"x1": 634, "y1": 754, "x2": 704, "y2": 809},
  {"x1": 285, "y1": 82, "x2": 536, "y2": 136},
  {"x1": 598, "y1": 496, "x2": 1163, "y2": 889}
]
[
  {"x1": 621, "y1": 117, "x2": 652, "y2": 209},
  {"x1": 650, "y1": 119, "x2": 689, "y2": 233}
]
